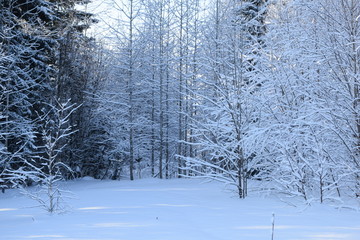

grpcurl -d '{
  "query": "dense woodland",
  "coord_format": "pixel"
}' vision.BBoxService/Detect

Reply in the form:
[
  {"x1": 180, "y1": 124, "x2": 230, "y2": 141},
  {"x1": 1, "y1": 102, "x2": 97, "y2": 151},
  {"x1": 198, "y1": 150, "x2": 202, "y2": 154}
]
[{"x1": 1, "y1": 0, "x2": 360, "y2": 204}]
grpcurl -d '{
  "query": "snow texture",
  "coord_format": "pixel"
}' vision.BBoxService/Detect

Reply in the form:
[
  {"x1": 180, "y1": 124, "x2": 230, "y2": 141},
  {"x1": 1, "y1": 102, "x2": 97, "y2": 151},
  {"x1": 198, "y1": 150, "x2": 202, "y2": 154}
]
[{"x1": 0, "y1": 178, "x2": 359, "y2": 240}]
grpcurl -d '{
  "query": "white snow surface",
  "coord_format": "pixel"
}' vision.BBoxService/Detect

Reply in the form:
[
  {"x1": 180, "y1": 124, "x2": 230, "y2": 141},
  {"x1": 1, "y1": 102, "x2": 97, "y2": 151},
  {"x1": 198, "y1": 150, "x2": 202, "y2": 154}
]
[{"x1": 0, "y1": 178, "x2": 359, "y2": 240}]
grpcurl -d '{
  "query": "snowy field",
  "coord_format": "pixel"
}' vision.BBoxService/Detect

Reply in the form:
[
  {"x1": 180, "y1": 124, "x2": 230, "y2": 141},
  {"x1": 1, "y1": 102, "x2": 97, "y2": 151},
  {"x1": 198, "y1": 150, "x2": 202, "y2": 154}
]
[{"x1": 0, "y1": 178, "x2": 359, "y2": 240}]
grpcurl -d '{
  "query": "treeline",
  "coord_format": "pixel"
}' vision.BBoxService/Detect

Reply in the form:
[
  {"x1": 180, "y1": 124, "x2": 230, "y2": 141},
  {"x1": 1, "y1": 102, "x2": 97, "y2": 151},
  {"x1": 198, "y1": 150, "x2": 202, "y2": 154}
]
[
  {"x1": 99, "y1": 0, "x2": 360, "y2": 203},
  {"x1": 1, "y1": 0, "x2": 360, "y2": 204}
]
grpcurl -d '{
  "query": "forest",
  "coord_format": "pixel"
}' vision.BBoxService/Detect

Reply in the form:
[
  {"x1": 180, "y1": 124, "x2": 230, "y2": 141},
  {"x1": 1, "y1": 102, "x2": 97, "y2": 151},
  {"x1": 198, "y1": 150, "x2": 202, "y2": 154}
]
[{"x1": 1, "y1": 0, "x2": 360, "y2": 206}]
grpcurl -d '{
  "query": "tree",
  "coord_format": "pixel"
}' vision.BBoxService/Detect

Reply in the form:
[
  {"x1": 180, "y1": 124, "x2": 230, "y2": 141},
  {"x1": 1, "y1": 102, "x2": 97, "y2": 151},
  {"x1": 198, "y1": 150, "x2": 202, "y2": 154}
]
[
  {"x1": 0, "y1": 0, "x2": 100, "y2": 188},
  {"x1": 244, "y1": 0, "x2": 360, "y2": 203},
  {"x1": 0, "y1": 0, "x2": 57, "y2": 188},
  {"x1": 20, "y1": 100, "x2": 77, "y2": 213},
  {"x1": 100, "y1": 0, "x2": 145, "y2": 180},
  {"x1": 182, "y1": 0, "x2": 267, "y2": 198},
  {"x1": 52, "y1": 0, "x2": 100, "y2": 177}
]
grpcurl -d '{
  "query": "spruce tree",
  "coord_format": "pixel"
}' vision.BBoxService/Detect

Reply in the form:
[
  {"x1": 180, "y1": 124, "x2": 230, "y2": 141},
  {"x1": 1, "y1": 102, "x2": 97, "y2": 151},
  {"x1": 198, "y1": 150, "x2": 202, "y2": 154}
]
[{"x1": 0, "y1": 0, "x2": 58, "y2": 187}]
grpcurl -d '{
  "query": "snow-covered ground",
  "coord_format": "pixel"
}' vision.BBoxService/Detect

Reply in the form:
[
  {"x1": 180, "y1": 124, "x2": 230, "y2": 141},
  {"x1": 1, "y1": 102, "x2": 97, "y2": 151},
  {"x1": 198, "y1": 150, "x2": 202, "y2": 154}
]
[{"x1": 0, "y1": 178, "x2": 359, "y2": 240}]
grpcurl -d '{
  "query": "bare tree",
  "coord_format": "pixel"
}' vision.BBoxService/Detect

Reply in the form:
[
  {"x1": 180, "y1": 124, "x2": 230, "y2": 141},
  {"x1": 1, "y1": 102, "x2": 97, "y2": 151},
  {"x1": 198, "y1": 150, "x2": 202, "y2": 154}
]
[{"x1": 19, "y1": 100, "x2": 77, "y2": 213}]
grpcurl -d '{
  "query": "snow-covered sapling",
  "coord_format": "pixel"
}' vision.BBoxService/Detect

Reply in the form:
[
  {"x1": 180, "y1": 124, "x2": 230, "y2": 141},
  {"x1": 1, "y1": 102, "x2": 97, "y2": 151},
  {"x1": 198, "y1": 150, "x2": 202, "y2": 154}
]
[{"x1": 22, "y1": 99, "x2": 78, "y2": 213}]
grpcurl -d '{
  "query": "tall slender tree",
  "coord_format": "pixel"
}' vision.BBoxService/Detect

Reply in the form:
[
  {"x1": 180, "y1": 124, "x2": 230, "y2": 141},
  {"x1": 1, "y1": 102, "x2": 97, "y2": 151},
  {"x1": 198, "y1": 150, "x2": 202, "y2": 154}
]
[{"x1": 182, "y1": 0, "x2": 267, "y2": 198}]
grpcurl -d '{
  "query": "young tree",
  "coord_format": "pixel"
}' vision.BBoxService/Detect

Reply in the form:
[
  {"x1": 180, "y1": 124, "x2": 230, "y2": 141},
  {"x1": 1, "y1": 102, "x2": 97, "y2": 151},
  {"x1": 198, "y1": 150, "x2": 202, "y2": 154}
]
[{"x1": 19, "y1": 100, "x2": 77, "y2": 213}]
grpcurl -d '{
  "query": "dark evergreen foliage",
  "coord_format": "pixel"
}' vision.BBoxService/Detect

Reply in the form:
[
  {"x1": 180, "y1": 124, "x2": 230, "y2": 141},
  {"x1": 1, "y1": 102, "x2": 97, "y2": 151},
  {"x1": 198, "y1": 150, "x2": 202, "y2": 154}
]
[
  {"x1": 0, "y1": 0, "x2": 107, "y2": 187},
  {"x1": 0, "y1": 0, "x2": 57, "y2": 187}
]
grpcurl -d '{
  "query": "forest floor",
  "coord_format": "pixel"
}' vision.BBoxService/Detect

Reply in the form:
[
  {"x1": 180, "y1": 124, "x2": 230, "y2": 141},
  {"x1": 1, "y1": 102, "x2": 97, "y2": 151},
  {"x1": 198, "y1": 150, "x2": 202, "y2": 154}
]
[{"x1": 0, "y1": 178, "x2": 359, "y2": 240}]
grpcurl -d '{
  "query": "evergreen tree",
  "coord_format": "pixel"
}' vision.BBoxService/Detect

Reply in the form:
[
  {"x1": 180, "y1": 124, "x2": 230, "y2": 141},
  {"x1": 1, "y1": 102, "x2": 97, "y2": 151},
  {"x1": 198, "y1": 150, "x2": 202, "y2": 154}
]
[
  {"x1": 0, "y1": 0, "x2": 57, "y2": 188},
  {"x1": 0, "y1": 0, "x2": 99, "y2": 186}
]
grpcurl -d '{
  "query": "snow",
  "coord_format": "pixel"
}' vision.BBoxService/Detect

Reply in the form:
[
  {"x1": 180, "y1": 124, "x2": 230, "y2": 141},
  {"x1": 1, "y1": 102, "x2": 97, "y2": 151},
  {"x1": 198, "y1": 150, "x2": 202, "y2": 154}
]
[{"x1": 0, "y1": 178, "x2": 359, "y2": 240}]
